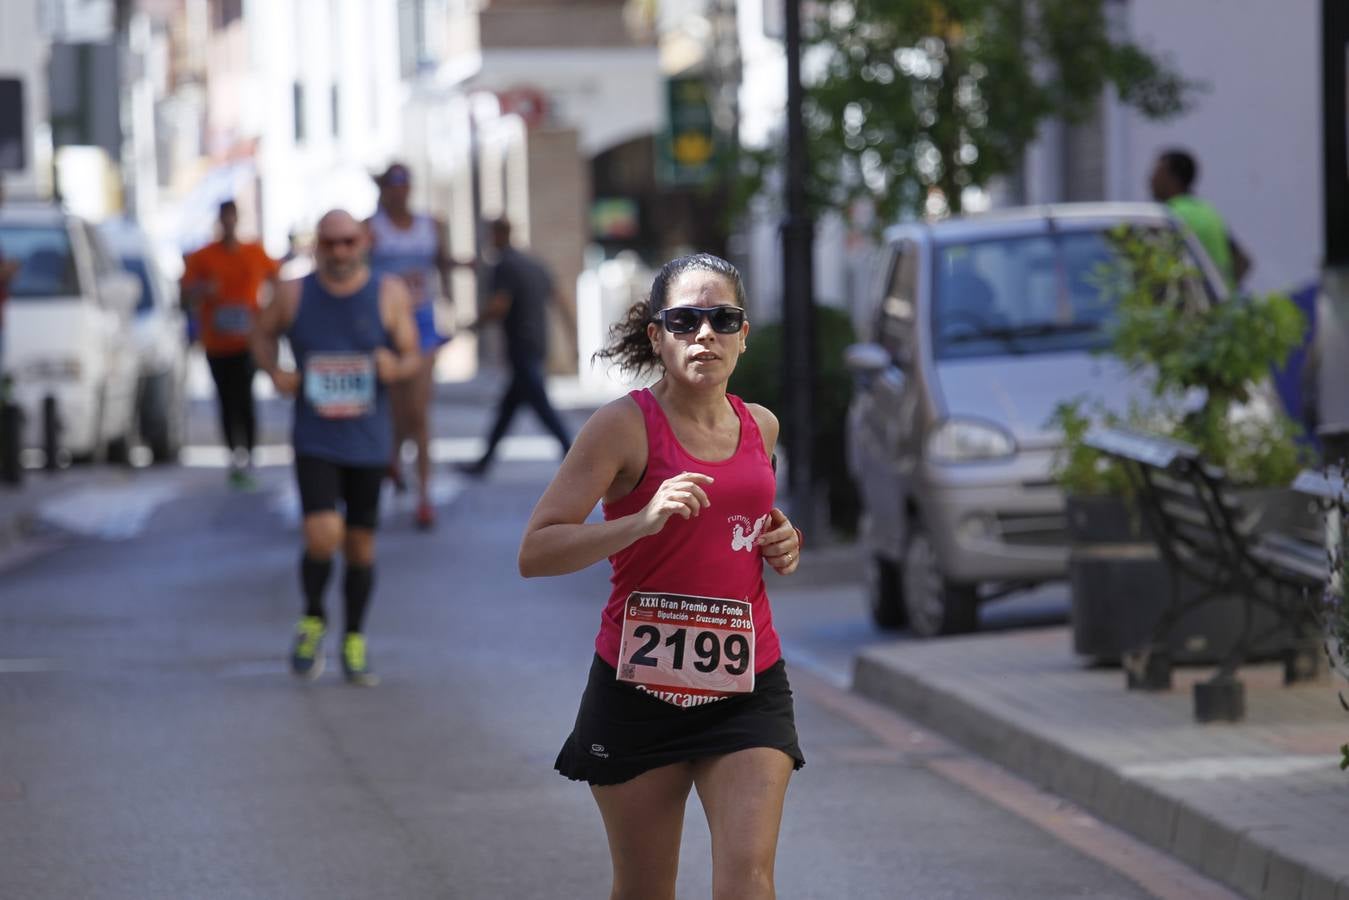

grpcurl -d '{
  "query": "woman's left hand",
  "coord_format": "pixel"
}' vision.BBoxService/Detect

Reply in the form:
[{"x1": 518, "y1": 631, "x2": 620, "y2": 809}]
[{"x1": 759, "y1": 507, "x2": 801, "y2": 575}]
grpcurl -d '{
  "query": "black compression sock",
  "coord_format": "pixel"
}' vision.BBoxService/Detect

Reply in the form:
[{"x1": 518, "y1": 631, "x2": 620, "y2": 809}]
[
  {"x1": 343, "y1": 564, "x2": 375, "y2": 635},
  {"x1": 301, "y1": 554, "x2": 333, "y2": 621}
]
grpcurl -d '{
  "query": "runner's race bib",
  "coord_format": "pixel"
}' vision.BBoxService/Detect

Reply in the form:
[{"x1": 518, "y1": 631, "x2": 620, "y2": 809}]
[
  {"x1": 616, "y1": 592, "x2": 755, "y2": 707},
  {"x1": 304, "y1": 353, "x2": 375, "y2": 419},
  {"x1": 212, "y1": 304, "x2": 253, "y2": 337}
]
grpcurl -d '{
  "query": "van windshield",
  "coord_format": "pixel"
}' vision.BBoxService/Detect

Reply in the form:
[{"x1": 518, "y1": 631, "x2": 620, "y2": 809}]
[
  {"x1": 0, "y1": 225, "x2": 79, "y2": 298},
  {"x1": 932, "y1": 229, "x2": 1186, "y2": 360}
]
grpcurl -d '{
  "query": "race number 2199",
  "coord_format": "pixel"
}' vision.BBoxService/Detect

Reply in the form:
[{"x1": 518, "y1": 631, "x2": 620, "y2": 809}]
[{"x1": 616, "y1": 592, "x2": 755, "y2": 699}]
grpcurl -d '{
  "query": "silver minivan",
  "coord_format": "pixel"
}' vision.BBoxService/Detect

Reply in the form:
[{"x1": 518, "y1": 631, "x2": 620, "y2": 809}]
[{"x1": 844, "y1": 203, "x2": 1225, "y2": 637}]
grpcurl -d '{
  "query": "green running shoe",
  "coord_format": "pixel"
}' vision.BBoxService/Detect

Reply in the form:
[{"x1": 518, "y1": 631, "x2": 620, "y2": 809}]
[
  {"x1": 290, "y1": 616, "x2": 326, "y2": 680},
  {"x1": 341, "y1": 633, "x2": 379, "y2": 687},
  {"x1": 228, "y1": 468, "x2": 258, "y2": 492}
]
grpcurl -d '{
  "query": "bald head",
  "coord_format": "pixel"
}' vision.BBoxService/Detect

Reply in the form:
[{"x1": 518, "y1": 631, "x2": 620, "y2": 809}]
[
  {"x1": 315, "y1": 209, "x2": 367, "y2": 282},
  {"x1": 318, "y1": 209, "x2": 360, "y2": 234}
]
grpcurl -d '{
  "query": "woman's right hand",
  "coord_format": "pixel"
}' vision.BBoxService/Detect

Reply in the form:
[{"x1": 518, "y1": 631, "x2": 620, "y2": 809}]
[{"x1": 637, "y1": 472, "x2": 714, "y2": 536}]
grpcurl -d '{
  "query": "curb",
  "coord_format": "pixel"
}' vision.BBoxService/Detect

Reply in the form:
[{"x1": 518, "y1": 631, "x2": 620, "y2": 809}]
[
  {"x1": 852, "y1": 650, "x2": 1349, "y2": 900},
  {"x1": 0, "y1": 485, "x2": 44, "y2": 559}
]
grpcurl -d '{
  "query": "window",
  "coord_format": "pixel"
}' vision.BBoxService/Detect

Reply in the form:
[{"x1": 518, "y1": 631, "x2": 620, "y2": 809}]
[
  {"x1": 877, "y1": 243, "x2": 918, "y2": 361},
  {"x1": 0, "y1": 79, "x2": 25, "y2": 170},
  {"x1": 121, "y1": 257, "x2": 157, "y2": 314},
  {"x1": 293, "y1": 82, "x2": 306, "y2": 143},
  {"x1": 398, "y1": 0, "x2": 450, "y2": 77},
  {"x1": 214, "y1": 0, "x2": 244, "y2": 28},
  {"x1": 930, "y1": 230, "x2": 1127, "y2": 361},
  {"x1": 0, "y1": 225, "x2": 78, "y2": 298}
]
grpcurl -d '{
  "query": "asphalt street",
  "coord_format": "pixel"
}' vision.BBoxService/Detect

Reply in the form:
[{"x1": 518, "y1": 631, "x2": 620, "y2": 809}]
[{"x1": 0, "y1": 390, "x2": 1239, "y2": 900}]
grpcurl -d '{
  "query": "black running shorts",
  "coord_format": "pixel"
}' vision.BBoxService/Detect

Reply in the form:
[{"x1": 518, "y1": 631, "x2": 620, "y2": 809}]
[
  {"x1": 554, "y1": 654, "x2": 805, "y2": 786},
  {"x1": 294, "y1": 454, "x2": 384, "y2": 529}
]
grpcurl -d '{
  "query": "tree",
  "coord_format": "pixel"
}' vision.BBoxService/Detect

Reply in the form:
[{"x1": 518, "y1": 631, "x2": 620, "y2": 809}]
[{"x1": 793, "y1": 0, "x2": 1196, "y2": 221}]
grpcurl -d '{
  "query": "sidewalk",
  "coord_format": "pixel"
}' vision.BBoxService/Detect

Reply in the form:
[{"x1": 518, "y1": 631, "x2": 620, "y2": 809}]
[{"x1": 854, "y1": 624, "x2": 1349, "y2": 900}]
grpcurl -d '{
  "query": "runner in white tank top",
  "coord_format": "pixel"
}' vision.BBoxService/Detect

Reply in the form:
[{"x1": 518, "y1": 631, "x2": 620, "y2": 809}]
[{"x1": 365, "y1": 162, "x2": 464, "y2": 530}]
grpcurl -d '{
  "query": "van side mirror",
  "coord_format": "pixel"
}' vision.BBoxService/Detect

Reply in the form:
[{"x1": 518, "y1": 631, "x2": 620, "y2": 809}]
[
  {"x1": 99, "y1": 270, "x2": 141, "y2": 316},
  {"x1": 844, "y1": 342, "x2": 892, "y2": 378}
]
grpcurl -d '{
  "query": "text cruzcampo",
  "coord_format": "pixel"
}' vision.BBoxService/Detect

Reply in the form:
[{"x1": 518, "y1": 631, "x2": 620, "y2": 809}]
[{"x1": 633, "y1": 685, "x2": 729, "y2": 707}]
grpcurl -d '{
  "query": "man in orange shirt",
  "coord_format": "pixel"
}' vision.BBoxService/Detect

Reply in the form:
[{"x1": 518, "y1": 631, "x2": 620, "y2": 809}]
[{"x1": 182, "y1": 200, "x2": 280, "y2": 488}]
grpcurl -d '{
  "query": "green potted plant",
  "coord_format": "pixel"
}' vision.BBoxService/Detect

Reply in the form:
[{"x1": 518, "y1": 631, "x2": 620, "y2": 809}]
[
  {"x1": 1316, "y1": 483, "x2": 1349, "y2": 770},
  {"x1": 1051, "y1": 227, "x2": 1313, "y2": 662}
]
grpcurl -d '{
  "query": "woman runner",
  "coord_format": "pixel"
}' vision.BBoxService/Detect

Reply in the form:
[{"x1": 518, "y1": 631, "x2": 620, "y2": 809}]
[{"x1": 518, "y1": 254, "x2": 804, "y2": 900}]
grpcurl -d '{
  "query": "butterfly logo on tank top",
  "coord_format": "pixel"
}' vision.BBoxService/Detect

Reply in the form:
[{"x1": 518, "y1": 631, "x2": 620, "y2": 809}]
[{"x1": 729, "y1": 513, "x2": 771, "y2": 553}]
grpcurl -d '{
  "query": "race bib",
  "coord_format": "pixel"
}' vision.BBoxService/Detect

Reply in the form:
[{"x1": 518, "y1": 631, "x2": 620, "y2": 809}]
[
  {"x1": 616, "y1": 592, "x2": 755, "y2": 707},
  {"x1": 304, "y1": 353, "x2": 375, "y2": 419},
  {"x1": 212, "y1": 304, "x2": 253, "y2": 337}
]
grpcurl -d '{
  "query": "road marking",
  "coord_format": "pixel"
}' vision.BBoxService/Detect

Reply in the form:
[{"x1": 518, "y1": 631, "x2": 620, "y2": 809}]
[
  {"x1": 0, "y1": 658, "x2": 61, "y2": 673},
  {"x1": 181, "y1": 435, "x2": 564, "y2": 469},
  {"x1": 35, "y1": 482, "x2": 181, "y2": 540},
  {"x1": 778, "y1": 642, "x2": 852, "y2": 689},
  {"x1": 789, "y1": 666, "x2": 1241, "y2": 900}
]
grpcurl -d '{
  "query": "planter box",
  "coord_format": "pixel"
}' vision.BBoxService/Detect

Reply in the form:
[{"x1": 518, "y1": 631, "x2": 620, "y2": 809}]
[{"x1": 1067, "y1": 492, "x2": 1307, "y2": 665}]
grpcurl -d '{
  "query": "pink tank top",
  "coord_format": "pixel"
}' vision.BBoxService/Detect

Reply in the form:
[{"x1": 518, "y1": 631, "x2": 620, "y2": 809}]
[{"x1": 595, "y1": 388, "x2": 783, "y2": 673}]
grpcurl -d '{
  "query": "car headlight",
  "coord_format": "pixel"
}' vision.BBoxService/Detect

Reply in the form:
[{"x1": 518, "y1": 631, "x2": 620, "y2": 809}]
[
  {"x1": 927, "y1": 417, "x2": 1017, "y2": 463},
  {"x1": 24, "y1": 358, "x2": 84, "y2": 381}
]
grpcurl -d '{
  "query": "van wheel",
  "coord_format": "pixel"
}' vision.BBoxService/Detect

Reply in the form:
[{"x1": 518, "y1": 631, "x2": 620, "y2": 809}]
[
  {"x1": 902, "y1": 521, "x2": 979, "y2": 637},
  {"x1": 867, "y1": 554, "x2": 907, "y2": 631},
  {"x1": 141, "y1": 372, "x2": 182, "y2": 463}
]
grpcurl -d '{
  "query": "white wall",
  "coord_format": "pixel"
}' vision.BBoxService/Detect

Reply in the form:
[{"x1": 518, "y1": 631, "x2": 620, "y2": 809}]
[
  {"x1": 246, "y1": 0, "x2": 403, "y2": 254},
  {"x1": 474, "y1": 48, "x2": 662, "y2": 158},
  {"x1": 1109, "y1": 0, "x2": 1322, "y2": 294}
]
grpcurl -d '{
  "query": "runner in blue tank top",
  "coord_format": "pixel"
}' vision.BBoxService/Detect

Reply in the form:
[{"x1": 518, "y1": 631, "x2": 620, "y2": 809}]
[{"x1": 252, "y1": 209, "x2": 421, "y2": 686}]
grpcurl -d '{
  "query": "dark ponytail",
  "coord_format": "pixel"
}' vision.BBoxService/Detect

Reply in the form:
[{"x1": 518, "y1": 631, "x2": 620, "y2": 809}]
[{"x1": 593, "y1": 253, "x2": 746, "y2": 378}]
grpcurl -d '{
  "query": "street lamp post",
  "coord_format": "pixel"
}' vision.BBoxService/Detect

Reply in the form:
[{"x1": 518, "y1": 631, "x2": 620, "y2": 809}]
[
  {"x1": 782, "y1": 0, "x2": 817, "y2": 532},
  {"x1": 1319, "y1": 0, "x2": 1349, "y2": 454}
]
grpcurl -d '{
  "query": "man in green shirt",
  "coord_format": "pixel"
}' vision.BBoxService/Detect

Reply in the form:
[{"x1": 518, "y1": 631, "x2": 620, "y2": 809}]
[{"x1": 1149, "y1": 149, "x2": 1252, "y2": 292}]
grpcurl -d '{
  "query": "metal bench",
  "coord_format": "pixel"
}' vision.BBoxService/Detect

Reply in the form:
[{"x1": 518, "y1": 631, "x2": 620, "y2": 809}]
[{"x1": 1084, "y1": 426, "x2": 1325, "y2": 722}]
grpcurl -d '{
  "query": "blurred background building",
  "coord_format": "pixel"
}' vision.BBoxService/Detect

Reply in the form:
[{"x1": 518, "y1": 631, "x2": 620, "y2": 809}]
[{"x1": 0, "y1": 0, "x2": 1331, "y2": 385}]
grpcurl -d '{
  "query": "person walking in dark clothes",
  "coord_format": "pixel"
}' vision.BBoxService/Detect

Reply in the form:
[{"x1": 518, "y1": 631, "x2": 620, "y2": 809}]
[
  {"x1": 181, "y1": 200, "x2": 280, "y2": 489},
  {"x1": 458, "y1": 217, "x2": 572, "y2": 476}
]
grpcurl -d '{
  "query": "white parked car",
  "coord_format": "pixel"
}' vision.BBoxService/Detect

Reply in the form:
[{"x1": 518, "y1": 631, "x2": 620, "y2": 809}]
[
  {"x1": 99, "y1": 218, "x2": 189, "y2": 463},
  {"x1": 0, "y1": 201, "x2": 142, "y2": 463}
]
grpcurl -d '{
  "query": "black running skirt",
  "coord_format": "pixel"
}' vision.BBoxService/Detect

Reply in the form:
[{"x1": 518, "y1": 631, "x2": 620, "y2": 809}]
[{"x1": 555, "y1": 654, "x2": 805, "y2": 786}]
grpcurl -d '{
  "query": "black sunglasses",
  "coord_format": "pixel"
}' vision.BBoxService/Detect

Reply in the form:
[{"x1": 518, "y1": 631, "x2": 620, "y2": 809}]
[{"x1": 652, "y1": 305, "x2": 746, "y2": 334}]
